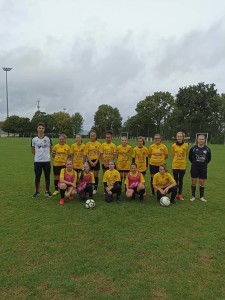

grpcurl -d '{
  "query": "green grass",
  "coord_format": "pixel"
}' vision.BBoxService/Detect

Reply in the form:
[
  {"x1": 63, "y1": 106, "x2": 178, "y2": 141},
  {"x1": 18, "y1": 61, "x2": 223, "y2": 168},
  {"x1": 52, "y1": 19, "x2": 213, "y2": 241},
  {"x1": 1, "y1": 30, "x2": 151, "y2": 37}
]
[{"x1": 1, "y1": 138, "x2": 225, "y2": 299}]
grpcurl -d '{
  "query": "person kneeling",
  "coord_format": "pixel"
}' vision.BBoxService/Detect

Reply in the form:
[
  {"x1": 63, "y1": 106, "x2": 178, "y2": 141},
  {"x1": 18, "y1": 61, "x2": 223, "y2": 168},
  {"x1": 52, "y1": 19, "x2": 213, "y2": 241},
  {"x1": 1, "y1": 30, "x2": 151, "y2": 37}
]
[
  {"x1": 153, "y1": 163, "x2": 177, "y2": 204},
  {"x1": 77, "y1": 162, "x2": 95, "y2": 200},
  {"x1": 125, "y1": 163, "x2": 145, "y2": 203},
  {"x1": 103, "y1": 160, "x2": 121, "y2": 203},
  {"x1": 59, "y1": 158, "x2": 77, "y2": 205}
]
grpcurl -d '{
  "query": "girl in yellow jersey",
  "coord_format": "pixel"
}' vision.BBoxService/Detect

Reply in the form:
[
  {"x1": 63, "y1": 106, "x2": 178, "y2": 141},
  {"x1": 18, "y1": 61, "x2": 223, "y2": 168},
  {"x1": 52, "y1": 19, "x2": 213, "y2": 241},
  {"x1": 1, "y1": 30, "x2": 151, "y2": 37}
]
[
  {"x1": 172, "y1": 132, "x2": 188, "y2": 201},
  {"x1": 132, "y1": 136, "x2": 148, "y2": 176},
  {"x1": 101, "y1": 130, "x2": 117, "y2": 173},
  {"x1": 125, "y1": 163, "x2": 145, "y2": 203},
  {"x1": 103, "y1": 160, "x2": 121, "y2": 203},
  {"x1": 52, "y1": 134, "x2": 71, "y2": 196},
  {"x1": 148, "y1": 134, "x2": 168, "y2": 196},
  {"x1": 70, "y1": 134, "x2": 86, "y2": 175},
  {"x1": 59, "y1": 158, "x2": 77, "y2": 205},
  {"x1": 116, "y1": 136, "x2": 132, "y2": 185},
  {"x1": 153, "y1": 163, "x2": 177, "y2": 204},
  {"x1": 85, "y1": 130, "x2": 101, "y2": 194}
]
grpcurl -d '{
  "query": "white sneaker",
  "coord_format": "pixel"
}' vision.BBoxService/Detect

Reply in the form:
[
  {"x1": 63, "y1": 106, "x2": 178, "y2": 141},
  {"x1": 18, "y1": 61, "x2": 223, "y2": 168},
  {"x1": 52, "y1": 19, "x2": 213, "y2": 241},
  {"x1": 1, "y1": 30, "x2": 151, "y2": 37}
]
[
  {"x1": 190, "y1": 196, "x2": 196, "y2": 202},
  {"x1": 200, "y1": 197, "x2": 207, "y2": 202},
  {"x1": 93, "y1": 189, "x2": 97, "y2": 195}
]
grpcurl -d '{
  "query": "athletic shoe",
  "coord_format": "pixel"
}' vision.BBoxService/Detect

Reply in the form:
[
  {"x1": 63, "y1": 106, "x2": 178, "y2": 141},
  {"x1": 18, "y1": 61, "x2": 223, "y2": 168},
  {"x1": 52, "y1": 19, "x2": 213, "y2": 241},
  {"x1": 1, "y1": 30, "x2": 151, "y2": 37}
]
[
  {"x1": 52, "y1": 190, "x2": 59, "y2": 196},
  {"x1": 200, "y1": 197, "x2": 207, "y2": 202},
  {"x1": 32, "y1": 192, "x2": 40, "y2": 198},
  {"x1": 93, "y1": 189, "x2": 97, "y2": 195},
  {"x1": 45, "y1": 191, "x2": 52, "y2": 197},
  {"x1": 59, "y1": 198, "x2": 65, "y2": 205},
  {"x1": 190, "y1": 196, "x2": 196, "y2": 202}
]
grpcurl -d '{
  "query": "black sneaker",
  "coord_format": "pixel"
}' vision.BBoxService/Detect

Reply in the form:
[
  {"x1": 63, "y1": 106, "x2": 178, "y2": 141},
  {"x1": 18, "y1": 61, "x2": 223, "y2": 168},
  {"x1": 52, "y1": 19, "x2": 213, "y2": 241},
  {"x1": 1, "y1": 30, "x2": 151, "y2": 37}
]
[
  {"x1": 45, "y1": 191, "x2": 52, "y2": 197},
  {"x1": 32, "y1": 192, "x2": 40, "y2": 198}
]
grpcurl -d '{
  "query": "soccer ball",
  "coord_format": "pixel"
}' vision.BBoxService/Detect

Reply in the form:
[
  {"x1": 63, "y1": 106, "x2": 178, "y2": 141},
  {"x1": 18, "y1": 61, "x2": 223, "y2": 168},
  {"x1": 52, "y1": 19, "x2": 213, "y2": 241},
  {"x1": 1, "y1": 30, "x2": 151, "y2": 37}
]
[
  {"x1": 85, "y1": 199, "x2": 95, "y2": 209},
  {"x1": 160, "y1": 196, "x2": 170, "y2": 207}
]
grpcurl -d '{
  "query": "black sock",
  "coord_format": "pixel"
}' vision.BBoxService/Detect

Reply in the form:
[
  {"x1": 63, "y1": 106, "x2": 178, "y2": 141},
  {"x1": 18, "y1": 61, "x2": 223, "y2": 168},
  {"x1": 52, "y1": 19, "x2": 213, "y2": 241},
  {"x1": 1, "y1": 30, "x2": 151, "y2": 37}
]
[
  {"x1": 54, "y1": 180, "x2": 59, "y2": 190},
  {"x1": 139, "y1": 189, "x2": 145, "y2": 200},
  {"x1": 151, "y1": 177, "x2": 155, "y2": 195},
  {"x1": 200, "y1": 186, "x2": 204, "y2": 198},
  {"x1": 191, "y1": 185, "x2": 196, "y2": 197},
  {"x1": 94, "y1": 177, "x2": 98, "y2": 190},
  {"x1": 60, "y1": 188, "x2": 66, "y2": 198}
]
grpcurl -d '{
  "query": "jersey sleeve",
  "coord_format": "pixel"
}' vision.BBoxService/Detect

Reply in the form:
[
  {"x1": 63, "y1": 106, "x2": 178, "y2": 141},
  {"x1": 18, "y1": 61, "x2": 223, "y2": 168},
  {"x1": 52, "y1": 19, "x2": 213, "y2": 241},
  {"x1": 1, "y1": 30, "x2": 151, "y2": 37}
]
[{"x1": 60, "y1": 168, "x2": 65, "y2": 180}]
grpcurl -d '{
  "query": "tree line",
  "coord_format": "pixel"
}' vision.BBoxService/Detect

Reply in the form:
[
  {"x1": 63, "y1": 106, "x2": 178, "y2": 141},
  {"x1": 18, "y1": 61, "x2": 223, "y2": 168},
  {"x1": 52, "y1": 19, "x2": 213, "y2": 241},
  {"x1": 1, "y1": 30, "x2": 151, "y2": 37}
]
[{"x1": 1, "y1": 82, "x2": 225, "y2": 143}]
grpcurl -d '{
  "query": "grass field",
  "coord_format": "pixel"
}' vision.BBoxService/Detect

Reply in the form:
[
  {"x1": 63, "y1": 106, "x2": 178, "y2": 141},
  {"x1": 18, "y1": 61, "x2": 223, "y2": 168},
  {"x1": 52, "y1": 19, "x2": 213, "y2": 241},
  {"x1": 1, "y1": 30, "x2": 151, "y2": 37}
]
[{"x1": 1, "y1": 138, "x2": 225, "y2": 300}]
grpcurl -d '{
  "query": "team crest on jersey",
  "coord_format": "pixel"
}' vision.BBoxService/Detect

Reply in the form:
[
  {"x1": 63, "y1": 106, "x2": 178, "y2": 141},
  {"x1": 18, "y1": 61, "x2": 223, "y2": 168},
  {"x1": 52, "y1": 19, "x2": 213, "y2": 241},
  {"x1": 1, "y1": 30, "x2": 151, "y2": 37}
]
[{"x1": 203, "y1": 150, "x2": 207, "y2": 154}]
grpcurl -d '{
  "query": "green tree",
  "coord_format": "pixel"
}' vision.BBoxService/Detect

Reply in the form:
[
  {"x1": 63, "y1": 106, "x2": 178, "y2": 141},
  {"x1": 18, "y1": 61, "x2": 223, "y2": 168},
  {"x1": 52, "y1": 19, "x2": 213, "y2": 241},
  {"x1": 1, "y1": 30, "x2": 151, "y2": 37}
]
[
  {"x1": 31, "y1": 111, "x2": 53, "y2": 134},
  {"x1": 71, "y1": 112, "x2": 84, "y2": 134},
  {"x1": 94, "y1": 104, "x2": 122, "y2": 137},
  {"x1": 1, "y1": 115, "x2": 22, "y2": 135},
  {"x1": 51, "y1": 112, "x2": 72, "y2": 136},
  {"x1": 175, "y1": 82, "x2": 222, "y2": 140},
  {"x1": 135, "y1": 91, "x2": 175, "y2": 137}
]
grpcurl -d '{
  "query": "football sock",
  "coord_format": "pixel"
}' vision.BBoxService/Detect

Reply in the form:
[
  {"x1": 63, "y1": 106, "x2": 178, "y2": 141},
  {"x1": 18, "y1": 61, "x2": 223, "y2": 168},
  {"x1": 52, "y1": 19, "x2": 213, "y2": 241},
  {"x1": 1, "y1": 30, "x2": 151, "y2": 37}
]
[
  {"x1": 191, "y1": 185, "x2": 196, "y2": 197},
  {"x1": 54, "y1": 180, "x2": 59, "y2": 190},
  {"x1": 94, "y1": 177, "x2": 98, "y2": 190},
  {"x1": 200, "y1": 186, "x2": 204, "y2": 198},
  {"x1": 60, "y1": 188, "x2": 66, "y2": 198}
]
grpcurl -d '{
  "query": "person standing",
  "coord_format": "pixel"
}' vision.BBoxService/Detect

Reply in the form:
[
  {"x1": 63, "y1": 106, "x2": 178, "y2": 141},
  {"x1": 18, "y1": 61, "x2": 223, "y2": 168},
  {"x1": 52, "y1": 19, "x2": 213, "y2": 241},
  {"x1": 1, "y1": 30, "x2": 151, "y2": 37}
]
[
  {"x1": 148, "y1": 134, "x2": 168, "y2": 196},
  {"x1": 101, "y1": 130, "x2": 117, "y2": 174},
  {"x1": 70, "y1": 134, "x2": 86, "y2": 176},
  {"x1": 189, "y1": 134, "x2": 211, "y2": 202},
  {"x1": 31, "y1": 122, "x2": 52, "y2": 198},
  {"x1": 132, "y1": 136, "x2": 148, "y2": 176},
  {"x1": 85, "y1": 130, "x2": 101, "y2": 194},
  {"x1": 116, "y1": 136, "x2": 132, "y2": 187},
  {"x1": 171, "y1": 132, "x2": 188, "y2": 200}
]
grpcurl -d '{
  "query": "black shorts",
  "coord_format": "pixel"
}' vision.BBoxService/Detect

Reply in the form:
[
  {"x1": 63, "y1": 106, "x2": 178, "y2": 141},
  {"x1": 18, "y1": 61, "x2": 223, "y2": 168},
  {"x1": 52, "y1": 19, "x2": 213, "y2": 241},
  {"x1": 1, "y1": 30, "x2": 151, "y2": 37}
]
[
  {"x1": 191, "y1": 165, "x2": 207, "y2": 179},
  {"x1": 149, "y1": 165, "x2": 159, "y2": 175},
  {"x1": 90, "y1": 160, "x2": 100, "y2": 171},
  {"x1": 53, "y1": 165, "x2": 65, "y2": 176}
]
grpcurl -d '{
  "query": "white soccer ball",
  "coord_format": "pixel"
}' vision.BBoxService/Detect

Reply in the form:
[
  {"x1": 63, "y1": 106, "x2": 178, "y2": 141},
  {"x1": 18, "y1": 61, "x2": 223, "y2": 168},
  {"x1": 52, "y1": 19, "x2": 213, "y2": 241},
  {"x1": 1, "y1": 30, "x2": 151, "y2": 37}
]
[
  {"x1": 160, "y1": 196, "x2": 170, "y2": 207},
  {"x1": 85, "y1": 199, "x2": 95, "y2": 209}
]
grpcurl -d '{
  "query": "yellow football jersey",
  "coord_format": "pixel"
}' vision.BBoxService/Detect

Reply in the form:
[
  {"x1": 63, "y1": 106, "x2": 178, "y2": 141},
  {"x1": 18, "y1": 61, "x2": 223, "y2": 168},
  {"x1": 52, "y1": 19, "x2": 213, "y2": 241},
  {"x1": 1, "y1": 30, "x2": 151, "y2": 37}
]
[
  {"x1": 85, "y1": 141, "x2": 102, "y2": 161},
  {"x1": 52, "y1": 143, "x2": 70, "y2": 166},
  {"x1": 101, "y1": 142, "x2": 117, "y2": 165},
  {"x1": 132, "y1": 146, "x2": 148, "y2": 172},
  {"x1": 70, "y1": 143, "x2": 86, "y2": 169},
  {"x1": 148, "y1": 143, "x2": 168, "y2": 166},
  {"x1": 153, "y1": 172, "x2": 175, "y2": 188},
  {"x1": 172, "y1": 143, "x2": 188, "y2": 170},
  {"x1": 103, "y1": 169, "x2": 120, "y2": 188},
  {"x1": 116, "y1": 144, "x2": 132, "y2": 170}
]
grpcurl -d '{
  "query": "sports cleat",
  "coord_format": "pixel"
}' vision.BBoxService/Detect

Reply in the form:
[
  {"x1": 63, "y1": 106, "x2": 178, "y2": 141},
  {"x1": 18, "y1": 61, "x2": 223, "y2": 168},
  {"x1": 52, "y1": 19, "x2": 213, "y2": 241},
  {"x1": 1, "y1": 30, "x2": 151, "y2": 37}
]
[
  {"x1": 45, "y1": 191, "x2": 52, "y2": 197},
  {"x1": 200, "y1": 197, "x2": 207, "y2": 202},
  {"x1": 59, "y1": 198, "x2": 65, "y2": 205},
  {"x1": 190, "y1": 196, "x2": 196, "y2": 202},
  {"x1": 93, "y1": 189, "x2": 97, "y2": 195},
  {"x1": 52, "y1": 190, "x2": 59, "y2": 196},
  {"x1": 32, "y1": 192, "x2": 40, "y2": 198}
]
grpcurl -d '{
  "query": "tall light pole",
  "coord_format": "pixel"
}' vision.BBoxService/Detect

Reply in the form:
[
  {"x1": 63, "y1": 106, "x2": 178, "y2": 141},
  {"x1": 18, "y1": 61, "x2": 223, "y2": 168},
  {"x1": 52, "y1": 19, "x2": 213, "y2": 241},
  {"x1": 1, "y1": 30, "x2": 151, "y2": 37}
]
[{"x1": 2, "y1": 67, "x2": 13, "y2": 118}]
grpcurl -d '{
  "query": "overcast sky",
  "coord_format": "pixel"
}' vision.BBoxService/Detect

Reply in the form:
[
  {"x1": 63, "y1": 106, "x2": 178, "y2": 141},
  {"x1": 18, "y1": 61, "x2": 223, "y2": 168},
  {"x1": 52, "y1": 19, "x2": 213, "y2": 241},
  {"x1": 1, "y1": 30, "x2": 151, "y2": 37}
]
[{"x1": 0, "y1": 0, "x2": 225, "y2": 129}]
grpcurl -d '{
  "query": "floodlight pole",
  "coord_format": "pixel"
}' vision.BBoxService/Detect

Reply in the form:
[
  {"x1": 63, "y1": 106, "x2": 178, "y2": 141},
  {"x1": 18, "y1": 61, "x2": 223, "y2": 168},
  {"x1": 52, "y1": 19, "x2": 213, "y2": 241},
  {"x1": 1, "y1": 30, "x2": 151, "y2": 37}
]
[{"x1": 2, "y1": 67, "x2": 13, "y2": 118}]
